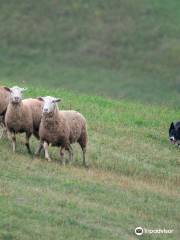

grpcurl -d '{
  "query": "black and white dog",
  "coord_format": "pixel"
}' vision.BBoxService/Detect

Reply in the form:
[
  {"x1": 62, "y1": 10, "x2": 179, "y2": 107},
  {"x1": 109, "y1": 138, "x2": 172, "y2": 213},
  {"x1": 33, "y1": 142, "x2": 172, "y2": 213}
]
[{"x1": 169, "y1": 122, "x2": 180, "y2": 145}]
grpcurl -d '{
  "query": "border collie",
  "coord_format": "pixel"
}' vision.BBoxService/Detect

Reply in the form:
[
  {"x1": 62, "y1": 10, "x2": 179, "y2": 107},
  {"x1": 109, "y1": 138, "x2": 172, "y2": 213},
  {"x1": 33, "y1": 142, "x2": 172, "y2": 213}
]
[{"x1": 169, "y1": 122, "x2": 180, "y2": 145}]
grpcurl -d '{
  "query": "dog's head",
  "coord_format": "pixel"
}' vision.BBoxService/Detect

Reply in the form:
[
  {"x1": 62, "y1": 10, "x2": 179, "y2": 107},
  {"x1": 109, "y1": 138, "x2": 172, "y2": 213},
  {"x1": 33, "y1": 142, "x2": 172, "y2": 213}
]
[{"x1": 169, "y1": 122, "x2": 180, "y2": 144}]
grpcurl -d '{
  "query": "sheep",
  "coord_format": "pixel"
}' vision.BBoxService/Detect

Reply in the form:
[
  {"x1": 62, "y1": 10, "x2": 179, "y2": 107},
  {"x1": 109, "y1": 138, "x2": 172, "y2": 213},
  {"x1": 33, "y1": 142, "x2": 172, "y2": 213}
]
[
  {"x1": 5, "y1": 86, "x2": 43, "y2": 153},
  {"x1": 37, "y1": 96, "x2": 88, "y2": 166},
  {"x1": 0, "y1": 86, "x2": 11, "y2": 137}
]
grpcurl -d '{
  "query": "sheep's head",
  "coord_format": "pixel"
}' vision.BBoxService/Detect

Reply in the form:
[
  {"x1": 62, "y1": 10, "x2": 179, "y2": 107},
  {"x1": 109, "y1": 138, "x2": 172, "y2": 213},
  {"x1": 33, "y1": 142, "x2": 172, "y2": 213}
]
[
  {"x1": 37, "y1": 96, "x2": 61, "y2": 115},
  {"x1": 8, "y1": 86, "x2": 27, "y2": 104}
]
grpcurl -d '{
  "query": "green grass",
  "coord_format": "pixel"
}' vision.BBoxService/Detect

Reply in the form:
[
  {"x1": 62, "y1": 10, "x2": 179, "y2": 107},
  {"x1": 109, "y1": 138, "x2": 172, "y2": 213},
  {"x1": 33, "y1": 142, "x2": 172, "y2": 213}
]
[
  {"x1": 0, "y1": 0, "x2": 180, "y2": 104},
  {"x1": 0, "y1": 85, "x2": 179, "y2": 240},
  {"x1": 0, "y1": 1, "x2": 180, "y2": 239}
]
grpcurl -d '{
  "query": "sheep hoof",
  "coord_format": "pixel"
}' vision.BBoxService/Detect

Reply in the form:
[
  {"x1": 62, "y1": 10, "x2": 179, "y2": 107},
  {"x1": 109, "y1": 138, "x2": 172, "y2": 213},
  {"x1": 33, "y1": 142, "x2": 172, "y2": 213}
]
[{"x1": 46, "y1": 158, "x2": 52, "y2": 162}]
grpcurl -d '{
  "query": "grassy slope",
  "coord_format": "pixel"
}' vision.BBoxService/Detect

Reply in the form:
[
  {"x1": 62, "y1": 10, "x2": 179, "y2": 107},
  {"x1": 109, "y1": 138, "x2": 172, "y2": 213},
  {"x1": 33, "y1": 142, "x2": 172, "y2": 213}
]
[
  {"x1": 0, "y1": 0, "x2": 180, "y2": 104},
  {"x1": 0, "y1": 1, "x2": 180, "y2": 239},
  {"x1": 0, "y1": 85, "x2": 179, "y2": 240}
]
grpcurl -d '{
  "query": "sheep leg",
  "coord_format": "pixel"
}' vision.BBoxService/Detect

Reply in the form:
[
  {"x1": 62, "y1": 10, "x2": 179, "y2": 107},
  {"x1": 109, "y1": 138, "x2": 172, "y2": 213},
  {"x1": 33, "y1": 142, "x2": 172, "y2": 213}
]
[
  {"x1": 78, "y1": 132, "x2": 88, "y2": 167},
  {"x1": 0, "y1": 122, "x2": 7, "y2": 139},
  {"x1": 67, "y1": 144, "x2": 73, "y2": 163},
  {"x1": 82, "y1": 147, "x2": 87, "y2": 167},
  {"x1": 78, "y1": 141, "x2": 88, "y2": 167},
  {"x1": 25, "y1": 133, "x2": 32, "y2": 154},
  {"x1": 2, "y1": 127, "x2": 7, "y2": 138},
  {"x1": 11, "y1": 132, "x2": 16, "y2": 153},
  {"x1": 60, "y1": 147, "x2": 65, "y2": 165},
  {"x1": 7, "y1": 130, "x2": 11, "y2": 140},
  {"x1": 35, "y1": 141, "x2": 44, "y2": 156},
  {"x1": 43, "y1": 141, "x2": 51, "y2": 162},
  {"x1": 2, "y1": 118, "x2": 8, "y2": 138}
]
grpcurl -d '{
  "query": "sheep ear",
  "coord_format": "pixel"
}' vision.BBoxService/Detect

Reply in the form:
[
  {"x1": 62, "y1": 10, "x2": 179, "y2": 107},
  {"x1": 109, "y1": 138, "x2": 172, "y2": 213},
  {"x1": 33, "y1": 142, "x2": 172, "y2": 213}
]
[
  {"x1": 37, "y1": 97, "x2": 44, "y2": 101},
  {"x1": 3, "y1": 87, "x2": 11, "y2": 92},
  {"x1": 55, "y1": 98, "x2": 61, "y2": 103}
]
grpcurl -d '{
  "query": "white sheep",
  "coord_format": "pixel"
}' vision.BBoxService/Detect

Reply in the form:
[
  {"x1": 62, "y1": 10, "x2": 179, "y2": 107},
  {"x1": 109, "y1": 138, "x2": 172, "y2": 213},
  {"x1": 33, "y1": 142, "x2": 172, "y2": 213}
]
[
  {"x1": 5, "y1": 86, "x2": 43, "y2": 153},
  {"x1": 0, "y1": 86, "x2": 11, "y2": 137},
  {"x1": 37, "y1": 96, "x2": 88, "y2": 166}
]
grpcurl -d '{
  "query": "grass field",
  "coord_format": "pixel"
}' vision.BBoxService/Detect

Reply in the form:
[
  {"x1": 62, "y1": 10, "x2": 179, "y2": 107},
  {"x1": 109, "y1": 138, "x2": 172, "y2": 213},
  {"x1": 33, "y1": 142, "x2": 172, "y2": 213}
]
[
  {"x1": 0, "y1": 0, "x2": 180, "y2": 104},
  {"x1": 0, "y1": 85, "x2": 179, "y2": 240},
  {"x1": 0, "y1": 0, "x2": 180, "y2": 239}
]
